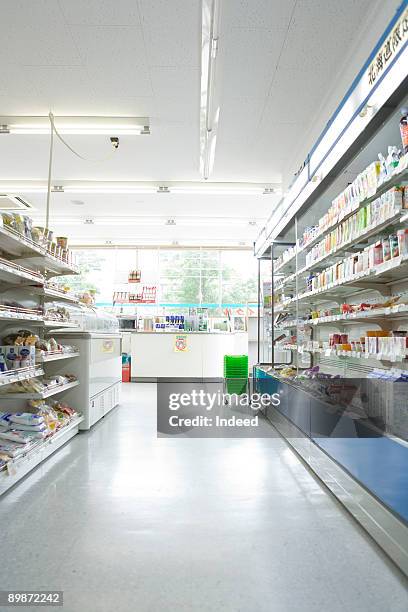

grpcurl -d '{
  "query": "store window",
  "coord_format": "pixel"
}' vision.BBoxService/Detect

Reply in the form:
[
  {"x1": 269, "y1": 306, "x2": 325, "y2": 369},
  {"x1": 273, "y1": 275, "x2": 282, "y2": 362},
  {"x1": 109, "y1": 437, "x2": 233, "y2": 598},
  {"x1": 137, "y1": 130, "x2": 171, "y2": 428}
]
[{"x1": 61, "y1": 247, "x2": 257, "y2": 307}]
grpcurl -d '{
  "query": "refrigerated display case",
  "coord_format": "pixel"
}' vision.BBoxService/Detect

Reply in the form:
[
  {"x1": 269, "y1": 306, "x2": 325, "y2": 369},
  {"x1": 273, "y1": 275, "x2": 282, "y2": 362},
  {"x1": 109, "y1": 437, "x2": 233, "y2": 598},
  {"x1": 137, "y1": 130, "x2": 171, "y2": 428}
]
[
  {"x1": 254, "y1": 7, "x2": 408, "y2": 576},
  {"x1": 49, "y1": 306, "x2": 121, "y2": 430}
]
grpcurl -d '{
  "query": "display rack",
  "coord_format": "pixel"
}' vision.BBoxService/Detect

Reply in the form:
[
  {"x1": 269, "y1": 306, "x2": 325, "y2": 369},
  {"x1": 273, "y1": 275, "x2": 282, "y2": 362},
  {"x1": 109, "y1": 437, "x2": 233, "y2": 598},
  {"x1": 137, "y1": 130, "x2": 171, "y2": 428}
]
[
  {"x1": 0, "y1": 415, "x2": 83, "y2": 496},
  {"x1": 254, "y1": 7, "x2": 408, "y2": 576},
  {"x1": 0, "y1": 221, "x2": 82, "y2": 494}
]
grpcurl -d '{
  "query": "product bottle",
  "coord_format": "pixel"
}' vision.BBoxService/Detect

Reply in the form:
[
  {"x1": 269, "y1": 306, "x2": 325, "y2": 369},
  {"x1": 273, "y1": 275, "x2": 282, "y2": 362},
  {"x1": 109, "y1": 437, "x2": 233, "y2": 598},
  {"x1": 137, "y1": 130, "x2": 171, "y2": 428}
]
[{"x1": 400, "y1": 107, "x2": 408, "y2": 154}]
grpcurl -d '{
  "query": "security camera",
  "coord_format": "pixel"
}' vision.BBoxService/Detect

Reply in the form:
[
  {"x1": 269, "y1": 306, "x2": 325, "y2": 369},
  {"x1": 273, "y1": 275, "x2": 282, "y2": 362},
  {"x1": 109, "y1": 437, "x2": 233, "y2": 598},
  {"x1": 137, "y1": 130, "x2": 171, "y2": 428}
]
[{"x1": 110, "y1": 137, "x2": 119, "y2": 149}]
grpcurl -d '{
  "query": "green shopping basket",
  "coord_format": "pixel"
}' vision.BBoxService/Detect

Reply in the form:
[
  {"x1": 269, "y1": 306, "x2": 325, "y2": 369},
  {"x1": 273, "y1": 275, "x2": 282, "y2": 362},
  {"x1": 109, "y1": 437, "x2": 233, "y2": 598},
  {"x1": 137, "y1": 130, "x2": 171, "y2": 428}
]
[{"x1": 223, "y1": 355, "x2": 248, "y2": 395}]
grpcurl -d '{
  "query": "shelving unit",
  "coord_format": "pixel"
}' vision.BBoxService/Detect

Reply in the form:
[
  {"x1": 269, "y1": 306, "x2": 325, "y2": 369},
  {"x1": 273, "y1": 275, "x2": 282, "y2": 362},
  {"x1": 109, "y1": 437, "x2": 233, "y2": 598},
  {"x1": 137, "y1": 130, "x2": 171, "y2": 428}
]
[
  {"x1": 254, "y1": 20, "x2": 408, "y2": 576},
  {"x1": 0, "y1": 221, "x2": 81, "y2": 495},
  {"x1": 0, "y1": 379, "x2": 80, "y2": 400},
  {"x1": 39, "y1": 351, "x2": 80, "y2": 363},
  {"x1": 0, "y1": 366, "x2": 44, "y2": 387},
  {"x1": 0, "y1": 258, "x2": 44, "y2": 285},
  {"x1": 27, "y1": 284, "x2": 80, "y2": 304},
  {"x1": 0, "y1": 415, "x2": 84, "y2": 496},
  {"x1": 0, "y1": 225, "x2": 79, "y2": 275}
]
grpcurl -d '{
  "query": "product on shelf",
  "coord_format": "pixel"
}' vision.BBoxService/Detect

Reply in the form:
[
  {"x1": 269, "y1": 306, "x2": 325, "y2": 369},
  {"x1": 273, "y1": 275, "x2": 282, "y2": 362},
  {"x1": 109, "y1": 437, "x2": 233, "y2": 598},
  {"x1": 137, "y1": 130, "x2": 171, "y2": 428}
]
[
  {"x1": 0, "y1": 212, "x2": 76, "y2": 267},
  {"x1": 275, "y1": 147, "x2": 408, "y2": 267},
  {"x1": 128, "y1": 269, "x2": 142, "y2": 282},
  {"x1": 1, "y1": 374, "x2": 77, "y2": 395},
  {"x1": 302, "y1": 226, "x2": 408, "y2": 296},
  {"x1": 0, "y1": 399, "x2": 80, "y2": 464},
  {"x1": 400, "y1": 107, "x2": 408, "y2": 154},
  {"x1": 44, "y1": 304, "x2": 71, "y2": 323},
  {"x1": 274, "y1": 245, "x2": 296, "y2": 270},
  {"x1": 0, "y1": 330, "x2": 77, "y2": 370},
  {"x1": 305, "y1": 186, "x2": 405, "y2": 268},
  {"x1": 0, "y1": 300, "x2": 43, "y2": 318}
]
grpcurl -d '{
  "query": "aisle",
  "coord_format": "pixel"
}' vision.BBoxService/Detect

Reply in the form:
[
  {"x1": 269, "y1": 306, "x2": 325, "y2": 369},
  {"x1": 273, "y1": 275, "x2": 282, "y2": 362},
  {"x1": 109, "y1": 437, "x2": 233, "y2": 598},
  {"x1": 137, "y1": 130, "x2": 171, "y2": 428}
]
[{"x1": 1, "y1": 383, "x2": 407, "y2": 612}]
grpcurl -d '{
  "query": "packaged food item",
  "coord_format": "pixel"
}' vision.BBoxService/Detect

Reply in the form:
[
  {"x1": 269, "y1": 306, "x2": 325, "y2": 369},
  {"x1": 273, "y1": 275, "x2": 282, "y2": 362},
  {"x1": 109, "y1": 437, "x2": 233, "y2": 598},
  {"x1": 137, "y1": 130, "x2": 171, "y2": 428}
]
[
  {"x1": 382, "y1": 237, "x2": 391, "y2": 262},
  {"x1": 373, "y1": 241, "x2": 384, "y2": 266},
  {"x1": 0, "y1": 429, "x2": 38, "y2": 444},
  {"x1": 398, "y1": 229, "x2": 408, "y2": 255},
  {"x1": 400, "y1": 107, "x2": 408, "y2": 154},
  {"x1": 329, "y1": 333, "x2": 341, "y2": 347},
  {"x1": 389, "y1": 234, "x2": 399, "y2": 258},
  {"x1": 56, "y1": 236, "x2": 68, "y2": 249},
  {"x1": 9, "y1": 413, "x2": 44, "y2": 426}
]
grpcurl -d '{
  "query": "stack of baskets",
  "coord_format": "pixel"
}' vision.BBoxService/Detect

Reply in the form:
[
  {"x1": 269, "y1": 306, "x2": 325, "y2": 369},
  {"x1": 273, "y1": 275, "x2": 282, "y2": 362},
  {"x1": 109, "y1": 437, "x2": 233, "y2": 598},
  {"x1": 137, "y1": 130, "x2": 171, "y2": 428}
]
[{"x1": 223, "y1": 355, "x2": 248, "y2": 395}]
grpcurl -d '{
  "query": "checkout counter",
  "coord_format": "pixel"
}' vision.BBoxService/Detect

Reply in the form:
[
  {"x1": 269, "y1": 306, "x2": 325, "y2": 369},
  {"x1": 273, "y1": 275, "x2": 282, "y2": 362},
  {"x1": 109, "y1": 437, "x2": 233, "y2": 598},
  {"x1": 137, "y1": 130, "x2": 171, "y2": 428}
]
[
  {"x1": 118, "y1": 309, "x2": 248, "y2": 380},
  {"x1": 129, "y1": 330, "x2": 248, "y2": 380}
]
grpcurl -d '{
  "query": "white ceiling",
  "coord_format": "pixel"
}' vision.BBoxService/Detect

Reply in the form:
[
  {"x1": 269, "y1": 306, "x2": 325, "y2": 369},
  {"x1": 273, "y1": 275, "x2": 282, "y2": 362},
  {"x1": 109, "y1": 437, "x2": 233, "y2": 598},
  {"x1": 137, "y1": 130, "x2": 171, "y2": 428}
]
[{"x1": 0, "y1": 0, "x2": 401, "y2": 246}]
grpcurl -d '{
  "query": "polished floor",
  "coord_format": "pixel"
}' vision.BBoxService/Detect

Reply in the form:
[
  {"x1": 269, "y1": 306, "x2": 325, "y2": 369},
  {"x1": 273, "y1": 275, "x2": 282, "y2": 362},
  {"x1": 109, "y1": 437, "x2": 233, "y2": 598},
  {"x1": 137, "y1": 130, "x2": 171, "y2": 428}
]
[{"x1": 1, "y1": 383, "x2": 407, "y2": 611}]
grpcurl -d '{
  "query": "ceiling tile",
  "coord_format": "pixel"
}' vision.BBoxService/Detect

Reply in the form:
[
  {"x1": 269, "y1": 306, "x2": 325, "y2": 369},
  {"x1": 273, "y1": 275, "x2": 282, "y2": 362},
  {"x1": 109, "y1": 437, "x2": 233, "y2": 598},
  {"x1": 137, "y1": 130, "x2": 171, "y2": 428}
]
[
  {"x1": 262, "y1": 67, "x2": 321, "y2": 123},
  {"x1": 90, "y1": 65, "x2": 152, "y2": 98},
  {"x1": 1, "y1": 0, "x2": 65, "y2": 26},
  {"x1": 278, "y1": 0, "x2": 372, "y2": 76},
  {"x1": 59, "y1": 0, "x2": 141, "y2": 25},
  {"x1": 221, "y1": 0, "x2": 296, "y2": 29},
  {"x1": 69, "y1": 25, "x2": 147, "y2": 68},
  {"x1": 216, "y1": 97, "x2": 266, "y2": 143},
  {"x1": 152, "y1": 97, "x2": 199, "y2": 125},
  {"x1": 0, "y1": 23, "x2": 81, "y2": 66},
  {"x1": 0, "y1": 65, "x2": 40, "y2": 98},
  {"x1": 220, "y1": 27, "x2": 286, "y2": 100},
  {"x1": 149, "y1": 67, "x2": 199, "y2": 98},
  {"x1": 27, "y1": 66, "x2": 96, "y2": 112},
  {"x1": 138, "y1": 0, "x2": 200, "y2": 29},
  {"x1": 143, "y1": 26, "x2": 200, "y2": 67}
]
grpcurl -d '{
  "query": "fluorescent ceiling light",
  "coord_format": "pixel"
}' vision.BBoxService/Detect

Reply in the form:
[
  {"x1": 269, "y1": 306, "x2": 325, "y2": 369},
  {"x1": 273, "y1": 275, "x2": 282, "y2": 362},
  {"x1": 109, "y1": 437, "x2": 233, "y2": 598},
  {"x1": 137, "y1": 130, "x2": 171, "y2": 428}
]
[
  {"x1": 0, "y1": 116, "x2": 150, "y2": 135},
  {"x1": 200, "y1": 0, "x2": 220, "y2": 180},
  {"x1": 0, "y1": 181, "x2": 281, "y2": 196},
  {"x1": 29, "y1": 216, "x2": 265, "y2": 228}
]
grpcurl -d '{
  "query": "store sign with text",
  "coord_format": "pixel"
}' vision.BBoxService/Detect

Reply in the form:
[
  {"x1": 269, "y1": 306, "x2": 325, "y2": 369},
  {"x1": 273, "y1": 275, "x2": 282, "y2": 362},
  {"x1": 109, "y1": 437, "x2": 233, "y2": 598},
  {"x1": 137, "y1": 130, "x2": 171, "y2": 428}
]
[{"x1": 367, "y1": 7, "x2": 408, "y2": 86}]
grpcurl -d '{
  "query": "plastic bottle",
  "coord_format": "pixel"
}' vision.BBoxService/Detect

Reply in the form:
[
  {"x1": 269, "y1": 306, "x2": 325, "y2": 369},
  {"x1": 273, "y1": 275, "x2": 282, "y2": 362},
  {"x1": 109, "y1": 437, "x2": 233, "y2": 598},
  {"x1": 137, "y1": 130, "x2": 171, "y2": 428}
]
[{"x1": 400, "y1": 107, "x2": 408, "y2": 154}]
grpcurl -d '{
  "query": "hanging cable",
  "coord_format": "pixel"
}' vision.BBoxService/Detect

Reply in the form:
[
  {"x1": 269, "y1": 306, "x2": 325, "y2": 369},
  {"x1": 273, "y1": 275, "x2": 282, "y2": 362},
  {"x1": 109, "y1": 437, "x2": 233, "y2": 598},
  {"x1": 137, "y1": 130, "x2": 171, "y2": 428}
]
[{"x1": 48, "y1": 112, "x2": 118, "y2": 163}]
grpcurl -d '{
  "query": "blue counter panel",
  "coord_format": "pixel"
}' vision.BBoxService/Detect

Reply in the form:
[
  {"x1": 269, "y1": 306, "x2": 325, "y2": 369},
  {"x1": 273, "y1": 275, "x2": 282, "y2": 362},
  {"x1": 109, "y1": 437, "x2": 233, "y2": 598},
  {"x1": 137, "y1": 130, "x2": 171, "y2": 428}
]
[{"x1": 314, "y1": 437, "x2": 408, "y2": 524}]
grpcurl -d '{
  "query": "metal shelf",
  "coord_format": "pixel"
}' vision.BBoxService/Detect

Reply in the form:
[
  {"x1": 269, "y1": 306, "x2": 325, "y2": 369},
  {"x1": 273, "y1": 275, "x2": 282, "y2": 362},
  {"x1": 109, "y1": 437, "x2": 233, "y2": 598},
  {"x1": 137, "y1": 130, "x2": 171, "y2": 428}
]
[
  {"x1": 279, "y1": 343, "x2": 408, "y2": 362},
  {"x1": 12, "y1": 255, "x2": 78, "y2": 277},
  {"x1": 297, "y1": 168, "x2": 408, "y2": 254},
  {"x1": 43, "y1": 320, "x2": 79, "y2": 329},
  {"x1": 0, "y1": 366, "x2": 44, "y2": 387},
  {"x1": 305, "y1": 305, "x2": 408, "y2": 326},
  {"x1": 0, "y1": 379, "x2": 79, "y2": 400},
  {"x1": 0, "y1": 415, "x2": 83, "y2": 496},
  {"x1": 0, "y1": 311, "x2": 44, "y2": 325},
  {"x1": 272, "y1": 167, "x2": 408, "y2": 275},
  {"x1": 270, "y1": 256, "x2": 408, "y2": 313},
  {"x1": 27, "y1": 285, "x2": 79, "y2": 304},
  {"x1": 298, "y1": 211, "x2": 404, "y2": 277},
  {"x1": 39, "y1": 351, "x2": 80, "y2": 363},
  {"x1": 0, "y1": 259, "x2": 44, "y2": 286},
  {"x1": 0, "y1": 226, "x2": 79, "y2": 276}
]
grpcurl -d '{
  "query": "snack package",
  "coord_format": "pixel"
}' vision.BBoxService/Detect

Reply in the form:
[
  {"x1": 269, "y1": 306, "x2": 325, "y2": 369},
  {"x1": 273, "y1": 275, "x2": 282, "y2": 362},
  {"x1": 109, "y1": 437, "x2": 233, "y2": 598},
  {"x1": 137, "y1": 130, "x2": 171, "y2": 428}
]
[{"x1": 9, "y1": 413, "x2": 44, "y2": 426}]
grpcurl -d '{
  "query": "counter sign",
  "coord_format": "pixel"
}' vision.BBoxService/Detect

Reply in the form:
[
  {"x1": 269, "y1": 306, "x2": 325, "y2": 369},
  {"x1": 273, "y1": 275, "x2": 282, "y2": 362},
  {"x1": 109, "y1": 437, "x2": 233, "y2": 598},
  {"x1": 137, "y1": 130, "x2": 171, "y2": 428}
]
[
  {"x1": 174, "y1": 335, "x2": 188, "y2": 353},
  {"x1": 102, "y1": 340, "x2": 114, "y2": 353}
]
